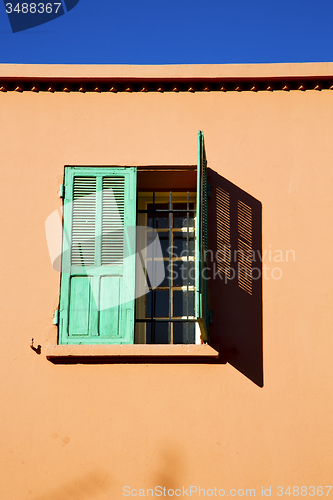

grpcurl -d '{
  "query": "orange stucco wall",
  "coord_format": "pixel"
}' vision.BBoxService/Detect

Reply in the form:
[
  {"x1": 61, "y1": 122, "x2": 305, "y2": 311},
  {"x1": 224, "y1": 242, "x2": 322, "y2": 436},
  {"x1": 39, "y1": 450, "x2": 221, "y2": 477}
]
[{"x1": 0, "y1": 64, "x2": 332, "y2": 500}]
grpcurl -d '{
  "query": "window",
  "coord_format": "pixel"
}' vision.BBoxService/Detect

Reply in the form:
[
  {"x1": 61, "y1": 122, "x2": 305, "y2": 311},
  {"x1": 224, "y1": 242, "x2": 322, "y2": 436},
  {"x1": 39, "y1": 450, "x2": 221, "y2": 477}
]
[
  {"x1": 135, "y1": 191, "x2": 198, "y2": 344},
  {"x1": 57, "y1": 132, "x2": 209, "y2": 346}
]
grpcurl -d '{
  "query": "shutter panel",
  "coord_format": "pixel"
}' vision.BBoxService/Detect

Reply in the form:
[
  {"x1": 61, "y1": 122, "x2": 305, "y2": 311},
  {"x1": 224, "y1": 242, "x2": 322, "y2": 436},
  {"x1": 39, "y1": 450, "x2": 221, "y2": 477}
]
[
  {"x1": 196, "y1": 131, "x2": 209, "y2": 342},
  {"x1": 59, "y1": 167, "x2": 137, "y2": 344}
]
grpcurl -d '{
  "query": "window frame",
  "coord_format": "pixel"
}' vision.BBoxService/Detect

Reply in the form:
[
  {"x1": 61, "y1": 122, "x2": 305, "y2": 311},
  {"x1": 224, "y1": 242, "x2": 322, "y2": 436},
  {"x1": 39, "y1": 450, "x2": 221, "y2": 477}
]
[
  {"x1": 46, "y1": 132, "x2": 217, "y2": 358},
  {"x1": 135, "y1": 190, "x2": 199, "y2": 345}
]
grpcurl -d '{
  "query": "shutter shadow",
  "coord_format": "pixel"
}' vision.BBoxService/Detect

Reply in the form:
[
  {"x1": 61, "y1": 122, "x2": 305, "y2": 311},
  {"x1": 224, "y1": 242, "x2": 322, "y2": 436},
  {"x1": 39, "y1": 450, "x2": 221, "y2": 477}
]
[{"x1": 208, "y1": 170, "x2": 263, "y2": 387}]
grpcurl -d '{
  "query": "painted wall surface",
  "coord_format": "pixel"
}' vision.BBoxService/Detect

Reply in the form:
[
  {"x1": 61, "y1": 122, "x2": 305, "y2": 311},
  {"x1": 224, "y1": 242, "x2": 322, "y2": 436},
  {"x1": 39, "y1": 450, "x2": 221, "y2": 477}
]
[{"x1": 0, "y1": 64, "x2": 332, "y2": 500}]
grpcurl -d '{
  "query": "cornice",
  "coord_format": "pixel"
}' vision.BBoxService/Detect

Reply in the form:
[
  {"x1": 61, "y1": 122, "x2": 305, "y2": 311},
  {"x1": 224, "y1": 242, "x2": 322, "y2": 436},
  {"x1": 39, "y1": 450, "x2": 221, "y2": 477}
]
[{"x1": 1, "y1": 63, "x2": 333, "y2": 92}]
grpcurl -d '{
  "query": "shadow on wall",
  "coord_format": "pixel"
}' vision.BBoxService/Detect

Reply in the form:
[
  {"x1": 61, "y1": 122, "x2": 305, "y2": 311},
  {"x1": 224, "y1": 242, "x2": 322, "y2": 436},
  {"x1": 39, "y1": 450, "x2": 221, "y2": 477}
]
[
  {"x1": 31, "y1": 470, "x2": 110, "y2": 500},
  {"x1": 149, "y1": 444, "x2": 185, "y2": 494},
  {"x1": 208, "y1": 169, "x2": 263, "y2": 388}
]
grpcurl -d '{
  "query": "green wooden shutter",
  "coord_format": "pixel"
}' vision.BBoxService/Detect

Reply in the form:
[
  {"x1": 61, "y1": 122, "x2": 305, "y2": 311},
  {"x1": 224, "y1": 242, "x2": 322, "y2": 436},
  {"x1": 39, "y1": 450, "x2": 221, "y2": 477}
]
[
  {"x1": 196, "y1": 131, "x2": 209, "y2": 342},
  {"x1": 58, "y1": 167, "x2": 137, "y2": 344}
]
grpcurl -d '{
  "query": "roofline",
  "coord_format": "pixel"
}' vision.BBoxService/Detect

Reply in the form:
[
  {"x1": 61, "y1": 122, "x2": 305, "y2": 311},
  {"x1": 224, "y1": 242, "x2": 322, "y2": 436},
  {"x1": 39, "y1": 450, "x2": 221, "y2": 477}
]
[{"x1": 1, "y1": 62, "x2": 333, "y2": 93}]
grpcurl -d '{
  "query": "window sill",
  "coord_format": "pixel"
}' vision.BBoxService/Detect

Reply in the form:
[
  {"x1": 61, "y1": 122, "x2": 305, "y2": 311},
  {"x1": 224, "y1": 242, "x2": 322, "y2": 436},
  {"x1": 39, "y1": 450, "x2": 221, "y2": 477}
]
[{"x1": 45, "y1": 343, "x2": 219, "y2": 359}]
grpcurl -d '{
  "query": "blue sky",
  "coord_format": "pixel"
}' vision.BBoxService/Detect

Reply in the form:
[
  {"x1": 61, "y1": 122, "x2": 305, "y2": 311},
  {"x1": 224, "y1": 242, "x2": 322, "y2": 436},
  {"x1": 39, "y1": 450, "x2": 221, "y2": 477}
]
[{"x1": 1, "y1": 0, "x2": 333, "y2": 64}]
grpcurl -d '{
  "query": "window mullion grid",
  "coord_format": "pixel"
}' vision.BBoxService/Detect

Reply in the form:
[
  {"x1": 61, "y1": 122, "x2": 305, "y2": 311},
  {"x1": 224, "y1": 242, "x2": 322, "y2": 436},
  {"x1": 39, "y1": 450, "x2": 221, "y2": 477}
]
[
  {"x1": 186, "y1": 192, "x2": 190, "y2": 343},
  {"x1": 169, "y1": 192, "x2": 172, "y2": 344},
  {"x1": 151, "y1": 192, "x2": 155, "y2": 343}
]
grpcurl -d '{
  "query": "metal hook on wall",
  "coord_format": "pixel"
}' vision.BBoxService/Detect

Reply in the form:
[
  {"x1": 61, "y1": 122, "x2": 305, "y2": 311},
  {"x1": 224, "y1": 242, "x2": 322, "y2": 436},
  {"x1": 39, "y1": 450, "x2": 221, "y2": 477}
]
[{"x1": 30, "y1": 338, "x2": 41, "y2": 355}]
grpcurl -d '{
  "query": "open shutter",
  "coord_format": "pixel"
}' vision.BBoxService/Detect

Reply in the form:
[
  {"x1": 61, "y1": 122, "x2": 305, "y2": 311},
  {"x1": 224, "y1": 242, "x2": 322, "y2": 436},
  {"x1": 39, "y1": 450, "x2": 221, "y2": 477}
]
[
  {"x1": 196, "y1": 131, "x2": 209, "y2": 342},
  {"x1": 59, "y1": 167, "x2": 137, "y2": 344}
]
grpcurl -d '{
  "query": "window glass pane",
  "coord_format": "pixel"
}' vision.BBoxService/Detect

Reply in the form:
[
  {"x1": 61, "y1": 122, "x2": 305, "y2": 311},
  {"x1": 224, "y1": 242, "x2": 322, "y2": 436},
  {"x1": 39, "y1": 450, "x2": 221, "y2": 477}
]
[
  {"x1": 147, "y1": 230, "x2": 169, "y2": 258},
  {"x1": 173, "y1": 232, "x2": 194, "y2": 257},
  {"x1": 173, "y1": 202, "x2": 194, "y2": 228},
  {"x1": 145, "y1": 322, "x2": 169, "y2": 344},
  {"x1": 172, "y1": 261, "x2": 195, "y2": 287},
  {"x1": 146, "y1": 260, "x2": 170, "y2": 288},
  {"x1": 147, "y1": 203, "x2": 169, "y2": 229},
  {"x1": 173, "y1": 322, "x2": 195, "y2": 344},
  {"x1": 146, "y1": 290, "x2": 169, "y2": 318},
  {"x1": 158, "y1": 232, "x2": 170, "y2": 258},
  {"x1": 173, "y1": 290, "x2": 195, "y2": 317}
]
